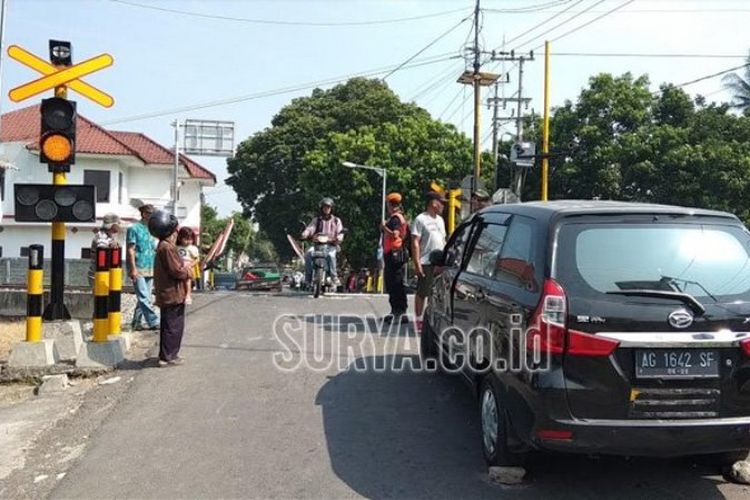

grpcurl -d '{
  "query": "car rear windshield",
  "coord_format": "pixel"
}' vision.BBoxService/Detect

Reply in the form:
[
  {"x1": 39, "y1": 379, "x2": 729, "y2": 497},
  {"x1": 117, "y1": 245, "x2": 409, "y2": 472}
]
[{"x1": 555, "y1": 220, "x2": 750, "y2": 301}]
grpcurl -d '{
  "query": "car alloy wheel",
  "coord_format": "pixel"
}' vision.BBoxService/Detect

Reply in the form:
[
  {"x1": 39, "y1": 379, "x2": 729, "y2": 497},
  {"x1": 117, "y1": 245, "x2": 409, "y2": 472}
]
[{"x1": 481, "y1": 385, "x2": 499, "y2": 457}]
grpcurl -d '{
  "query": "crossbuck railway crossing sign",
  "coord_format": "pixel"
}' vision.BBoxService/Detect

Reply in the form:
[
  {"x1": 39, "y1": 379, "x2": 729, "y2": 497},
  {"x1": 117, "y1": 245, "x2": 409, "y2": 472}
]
[{"x1": 7, "y1": 44, "x2": 114, "y2": 107}]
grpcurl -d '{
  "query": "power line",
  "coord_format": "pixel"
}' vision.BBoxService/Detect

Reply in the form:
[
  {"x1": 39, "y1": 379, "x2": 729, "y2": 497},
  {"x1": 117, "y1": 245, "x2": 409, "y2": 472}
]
[
  {"x1": 410, "y1": 63, "x2": 463, "y2": 103},
  {"x1": 438, "y1": 87, "x2": 464, "y2": 120},
  {"x1": 483, "y1": 1, "x2": 574, "y2": 14},
  {"x1": 553, "y1": 52, "x2": 747, "y2": 59},
  {"x1": 382, "y1": 15, "x2": 471, "y2": 80},
  {"x1": 512, "y1": 0, "x2": 610, "y2": 50},
  {"x1": 102, "y1": 54, "x2": 459, "y2": 125},
  {"x1": 110, "y1": 0, "x2": 469, "y2": 27},
  {"x1": 672, "y1": 62, "x2": 750, "y2": 92},
  {"x1": 498, "y1": 0, "x2": 586, "y2": 48},
  {"x1": 527, "y1": 0, "x2": 637, "y2": 51}
]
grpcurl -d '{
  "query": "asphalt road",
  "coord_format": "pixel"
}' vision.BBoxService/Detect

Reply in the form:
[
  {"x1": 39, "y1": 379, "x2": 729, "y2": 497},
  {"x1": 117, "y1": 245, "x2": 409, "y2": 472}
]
[{"x1": 50, "y1": 292, "x2": 750, "y2": 499}]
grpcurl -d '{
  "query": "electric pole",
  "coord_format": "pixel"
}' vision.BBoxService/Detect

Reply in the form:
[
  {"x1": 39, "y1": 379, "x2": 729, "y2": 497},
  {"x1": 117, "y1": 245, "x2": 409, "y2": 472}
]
[
  {"x1": 471, "y1": 0, "x2": 481, "y2": 199},
  {"x1": 490, "y1": 50, "x2": 534, "y2": 199}
]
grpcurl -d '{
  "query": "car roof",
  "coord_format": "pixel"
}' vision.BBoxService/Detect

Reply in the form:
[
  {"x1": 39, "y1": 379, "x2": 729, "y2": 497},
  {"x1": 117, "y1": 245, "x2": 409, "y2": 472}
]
[{"x1": 480, "y1": 200, "x2": 738, "y2": 223}]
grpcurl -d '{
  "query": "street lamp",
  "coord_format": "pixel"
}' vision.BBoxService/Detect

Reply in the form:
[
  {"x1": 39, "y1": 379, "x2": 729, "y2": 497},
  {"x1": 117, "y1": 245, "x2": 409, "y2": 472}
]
[
  {"x1": 342, "y1": 160, "x2": 387, "y2": 294},
  {"x1": 341, "y1": 161, "x2": 387, "y2": 224}
]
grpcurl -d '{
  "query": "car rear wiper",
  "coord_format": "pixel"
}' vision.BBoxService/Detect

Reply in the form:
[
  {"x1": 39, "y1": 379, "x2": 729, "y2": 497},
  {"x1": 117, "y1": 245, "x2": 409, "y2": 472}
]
[
  {"x1": 660, "y1": 275, "x2": 718, "y2": 303},
  {"x1": 605, "y1": 289, "x2": 706, "y2": 315}
]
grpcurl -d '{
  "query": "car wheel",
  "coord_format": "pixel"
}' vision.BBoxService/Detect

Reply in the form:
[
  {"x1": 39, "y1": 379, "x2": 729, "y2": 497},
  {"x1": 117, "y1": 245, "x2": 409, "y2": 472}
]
[
  {"x1": 420, "y1": 316, "x2": 438, "y2": 368},
  {"x1": 479, "y1": 375, "x2": 524, "y2": 467}
]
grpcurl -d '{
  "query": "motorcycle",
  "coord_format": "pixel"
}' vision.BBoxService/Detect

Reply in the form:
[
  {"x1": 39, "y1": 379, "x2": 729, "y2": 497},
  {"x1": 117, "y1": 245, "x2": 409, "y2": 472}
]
[{"x1": 310, "y1": 232, "x2": 336, "y2": 298}]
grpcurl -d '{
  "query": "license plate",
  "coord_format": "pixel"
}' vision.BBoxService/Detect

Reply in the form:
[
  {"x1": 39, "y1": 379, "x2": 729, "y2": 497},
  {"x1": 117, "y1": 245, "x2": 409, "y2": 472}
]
[{"x1": 635, "y1": 349, "x2": 720, "y2": 379}]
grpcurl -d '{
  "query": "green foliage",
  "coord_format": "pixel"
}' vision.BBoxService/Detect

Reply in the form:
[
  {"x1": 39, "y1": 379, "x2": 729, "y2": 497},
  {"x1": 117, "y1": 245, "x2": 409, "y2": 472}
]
[
  {"x1": 227, "y1": 77, "x2": 480, "y2": 265},
  {"x1": 722, "y1": 52, "x2": 750, "y2": 115},
  {"x1": 518, "y1": 72, "x2": 750, "y2": 224}
]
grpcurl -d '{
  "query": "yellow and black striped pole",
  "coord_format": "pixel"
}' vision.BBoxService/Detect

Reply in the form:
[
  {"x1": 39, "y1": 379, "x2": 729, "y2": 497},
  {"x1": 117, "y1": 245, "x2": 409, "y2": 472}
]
[
  {"x1": 108, "y1": 246, "x2": 122, "y2": 336},
  {"x1": 26, "y1": 244, "x2": 44, "y2": 342},
  {"x1": 93, "y1": 247, "x2": 110, "y2": 342}
]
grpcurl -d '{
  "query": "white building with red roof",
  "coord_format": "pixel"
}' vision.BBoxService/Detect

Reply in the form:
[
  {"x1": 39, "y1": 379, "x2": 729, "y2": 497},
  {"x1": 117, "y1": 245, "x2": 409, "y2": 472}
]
[{"x1": 0, "y1": 105, "x2": 216, "y2": 259}]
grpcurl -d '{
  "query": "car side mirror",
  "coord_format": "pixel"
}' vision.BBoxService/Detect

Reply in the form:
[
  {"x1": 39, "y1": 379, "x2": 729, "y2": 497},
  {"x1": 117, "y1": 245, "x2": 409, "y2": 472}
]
[{"x1": 428, "y1": 249, "x2": 445, "y2": 266}]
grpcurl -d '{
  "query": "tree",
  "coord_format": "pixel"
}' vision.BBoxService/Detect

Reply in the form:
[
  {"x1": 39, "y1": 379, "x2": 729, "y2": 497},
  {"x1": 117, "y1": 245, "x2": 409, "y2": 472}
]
[
  {"x1": 722, "y1": 53, "x2": 750, "y2": 115},
  {"x1": 227, "y1": 78, "x2": 429, "y2": 262},
  {"x1": 301, "y1": 115, "x2": 490, "y2": 267},
  {"x1": 516, "y1": 72, "x2": 750, "y2": 225},
  {"x1": 226, "y1": 77, "x2": 480, "y2": 263}
]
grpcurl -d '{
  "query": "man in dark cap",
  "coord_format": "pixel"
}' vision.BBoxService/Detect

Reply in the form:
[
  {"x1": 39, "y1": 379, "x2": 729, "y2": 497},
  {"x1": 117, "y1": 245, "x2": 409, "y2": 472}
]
[
  {"x1": 471, "y1": 188, "x2": 492, "y2": 212},
  {"x1": 411, "y1": 191, "x2": 447, "y2": 333}
]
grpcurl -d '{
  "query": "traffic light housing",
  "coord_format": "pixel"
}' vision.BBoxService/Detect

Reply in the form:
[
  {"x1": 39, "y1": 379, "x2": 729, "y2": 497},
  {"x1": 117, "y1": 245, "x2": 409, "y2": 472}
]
[
  {"x1": 14, "y1": 183, "x2": 95, "y2": 222},
  {"x1": 40, "y1": 97, "x2": 76, "y2": 171}
]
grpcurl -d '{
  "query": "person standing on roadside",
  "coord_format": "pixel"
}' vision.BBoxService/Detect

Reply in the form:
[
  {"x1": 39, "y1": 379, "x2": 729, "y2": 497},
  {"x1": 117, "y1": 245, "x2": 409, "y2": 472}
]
[
  {"x1": 471, "y1": 188, "x2": 492, "y2": 212},
  {"x1": 411, "y1": 191, "x2": 447, "y2": 333},
  {"x1": 149, "y1": 210, "x2": 192, "y2": 367},
  {"x1": 381, "y1": 192, "x2": 409, "y2": 324},
  {"x1": 127, "y1": 204, "x2": 160, "y2": 331}
]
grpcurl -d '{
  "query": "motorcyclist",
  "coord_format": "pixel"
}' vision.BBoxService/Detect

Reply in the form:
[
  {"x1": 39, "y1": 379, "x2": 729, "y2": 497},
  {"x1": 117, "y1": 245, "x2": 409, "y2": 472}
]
[{"x1": 301, "y1": 197, "x2": 344, "y2": 287}]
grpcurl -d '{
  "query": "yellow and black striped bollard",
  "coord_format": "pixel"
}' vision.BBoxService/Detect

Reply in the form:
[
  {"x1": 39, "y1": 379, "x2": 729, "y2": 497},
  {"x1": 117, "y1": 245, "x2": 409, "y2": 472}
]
[
  {"x1": 108, "y1": 247, "x2": 122, "y2": 336},
  {"x1": 26, "y1": 244, "x2": 44, "y2": 342},
  {"x1": 93, "y1": 247, "x2": 110, "y2": 342}
]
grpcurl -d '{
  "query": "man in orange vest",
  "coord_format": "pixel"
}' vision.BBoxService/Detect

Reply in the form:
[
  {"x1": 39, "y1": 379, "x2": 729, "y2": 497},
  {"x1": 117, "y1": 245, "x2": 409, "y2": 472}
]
[{"x1": 382, "y1": 192, "x2": 409, "y2": 324}]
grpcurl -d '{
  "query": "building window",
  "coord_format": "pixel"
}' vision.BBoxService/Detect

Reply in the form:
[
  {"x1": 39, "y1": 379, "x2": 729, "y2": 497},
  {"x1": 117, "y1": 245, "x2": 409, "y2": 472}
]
[
  {"x1": 84, "y1": 170, "x2": 110, "y2": 203},
  {"x1": 0, "y1": 168, "x2": 5, "y2": 201},
  {"x1": 0, "y1": 246, "x2": 3, "y2": 258},
  {"x1": 118, "y1": 172, "x2": 124, "y2": 204},
  {"x1": 20, "y1": 246, "x2": 29, "y2": 257},
  {"x1": 81, "y1": 248, "x2": 92, "y2": 259}
]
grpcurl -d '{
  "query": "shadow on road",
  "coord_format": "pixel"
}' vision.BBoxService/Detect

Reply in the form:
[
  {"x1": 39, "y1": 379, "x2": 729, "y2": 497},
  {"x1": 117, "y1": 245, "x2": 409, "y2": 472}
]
[{"x1": 315, "y1": 355, "x2": 729, "y2": 499}]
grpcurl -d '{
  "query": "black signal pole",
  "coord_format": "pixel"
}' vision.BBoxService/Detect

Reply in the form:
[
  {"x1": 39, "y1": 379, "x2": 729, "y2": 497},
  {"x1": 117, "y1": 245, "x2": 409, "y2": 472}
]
[{"x1": 43, "y1": 40, "x2": 73, "y2": 320}]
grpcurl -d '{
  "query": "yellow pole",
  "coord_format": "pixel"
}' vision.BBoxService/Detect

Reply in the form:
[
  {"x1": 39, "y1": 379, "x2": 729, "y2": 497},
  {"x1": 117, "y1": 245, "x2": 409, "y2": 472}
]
[
  {"x1": 93, "y1": 248, "x2": 110, "y2": 342},
  {"x1": 541, "y1": 41, "x2": 551, "y2": 202},
  {"x1": 26, "y1": 245, "x2": 44, "y2": 342},
  {"x1": 108, "y1": 247, "x2": 123, "y2": 336},
  {"x1": 472, "y1": 77, "x2": 481, "y2": 203}
]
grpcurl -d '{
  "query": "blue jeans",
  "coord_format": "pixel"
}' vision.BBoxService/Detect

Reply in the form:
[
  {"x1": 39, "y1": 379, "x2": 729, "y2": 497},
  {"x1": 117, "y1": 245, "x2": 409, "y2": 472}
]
[
  {"x1": 305, "y1": 247, "x2": 337, "y2": 283},
  {"x1": 132, "y1": 275, "x2": 160, "y2": 328}
]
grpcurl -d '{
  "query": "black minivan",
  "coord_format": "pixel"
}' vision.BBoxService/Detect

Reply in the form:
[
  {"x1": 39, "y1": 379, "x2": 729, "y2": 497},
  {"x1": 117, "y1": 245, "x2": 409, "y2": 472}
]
[{"x1": 421, "y1": 200, "x2": 750, "y2": 467}]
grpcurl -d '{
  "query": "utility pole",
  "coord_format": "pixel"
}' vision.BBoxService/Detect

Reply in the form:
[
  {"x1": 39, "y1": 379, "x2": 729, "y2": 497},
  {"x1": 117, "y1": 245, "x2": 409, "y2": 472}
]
[
  {"x1": 490, "y1": 50, "x2": 534, "y2": 199},
  {"x1": 172, "y1": 120, "x2": 180, "y2": 216},
  {"x1": 490, "y1": 81, "x2": 499, "y2": 175},
  {"x1": 471, "y1": 0, "x2": 481, "y2": 199}
]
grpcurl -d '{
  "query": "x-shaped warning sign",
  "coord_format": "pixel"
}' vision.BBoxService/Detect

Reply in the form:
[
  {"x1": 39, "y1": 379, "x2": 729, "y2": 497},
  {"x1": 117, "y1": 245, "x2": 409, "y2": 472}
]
[{"x1": 7, "y1": 45, "x2": 114, "y2": 107}]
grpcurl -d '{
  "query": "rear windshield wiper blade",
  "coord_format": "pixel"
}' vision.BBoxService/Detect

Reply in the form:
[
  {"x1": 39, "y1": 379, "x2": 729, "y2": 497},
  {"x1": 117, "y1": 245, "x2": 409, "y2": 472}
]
[
  {"x1": 605, "y1": 289, "x2": 706, "y2": 315},
  {"x1": 660, "y1": 275, "x2": 718, "y2": 303}
]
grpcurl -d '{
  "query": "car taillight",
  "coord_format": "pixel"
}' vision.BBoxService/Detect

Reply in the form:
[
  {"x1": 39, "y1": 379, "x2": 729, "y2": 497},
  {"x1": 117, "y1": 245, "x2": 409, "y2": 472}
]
[
  {"x1": 527, "y1": 279, "x2": 567, "y2": 355},
  {"x1": 741, "y1": 338, "x2": 750, "y2": 357},
  {"x1": 527, "y1": 279, "x2": 619, "y2": 357},
  {"x1": 567, "y1": 329, "x2": 619, "y2": 357}
]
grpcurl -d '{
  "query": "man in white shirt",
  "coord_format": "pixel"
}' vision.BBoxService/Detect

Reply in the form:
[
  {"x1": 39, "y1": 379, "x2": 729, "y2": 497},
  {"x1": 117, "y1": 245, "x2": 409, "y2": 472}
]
[{"x1": 411, "y1": 191, "x2": 447, "y2": 333}]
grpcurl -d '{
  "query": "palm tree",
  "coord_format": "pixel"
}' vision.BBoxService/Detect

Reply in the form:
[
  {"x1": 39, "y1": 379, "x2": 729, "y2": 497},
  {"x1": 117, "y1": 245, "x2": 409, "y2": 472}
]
[{"x1": 723, "y1": 53, "x2": 750, "y2": 115}]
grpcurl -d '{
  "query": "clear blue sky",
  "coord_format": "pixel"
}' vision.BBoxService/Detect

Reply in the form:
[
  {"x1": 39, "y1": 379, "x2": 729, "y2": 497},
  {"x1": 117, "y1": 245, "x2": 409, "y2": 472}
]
[{"x1": 2, "y1": 0, "x2": 746, "y2": 215}]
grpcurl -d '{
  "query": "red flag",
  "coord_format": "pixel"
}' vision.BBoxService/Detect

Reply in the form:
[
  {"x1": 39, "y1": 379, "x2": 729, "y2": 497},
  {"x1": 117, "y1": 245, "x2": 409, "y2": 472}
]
[{"x1": 204, "y1": 218, "x2": 235, "y2": 267}]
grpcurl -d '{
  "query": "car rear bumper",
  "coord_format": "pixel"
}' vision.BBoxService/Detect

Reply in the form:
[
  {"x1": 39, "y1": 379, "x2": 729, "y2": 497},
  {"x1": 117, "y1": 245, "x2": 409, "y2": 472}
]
[{"x1": 533, "y1": 417, "x2": 750, "y2": 457}]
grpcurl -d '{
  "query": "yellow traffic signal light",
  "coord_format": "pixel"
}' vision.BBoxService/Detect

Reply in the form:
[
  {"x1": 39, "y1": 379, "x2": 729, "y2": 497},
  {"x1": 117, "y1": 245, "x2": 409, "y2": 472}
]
[
  {"x1": 41, "y1": 133, "x2": 72, "y2": 162},
  {"x1": 40, "y1": 97, "x2": 76, "y2": 170}
]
